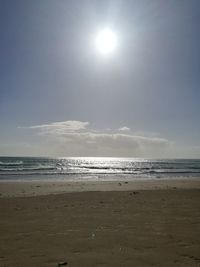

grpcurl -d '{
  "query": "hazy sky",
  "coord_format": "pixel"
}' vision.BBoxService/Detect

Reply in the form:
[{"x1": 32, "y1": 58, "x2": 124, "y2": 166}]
[{"x1": 0, "y1": 0, "x2": 200, "y2": 157}]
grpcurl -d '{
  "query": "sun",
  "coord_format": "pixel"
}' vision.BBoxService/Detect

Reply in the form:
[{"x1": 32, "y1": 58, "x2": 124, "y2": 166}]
[{"x1": 95, "y1": 28, "x2": 117, "y2": 55}]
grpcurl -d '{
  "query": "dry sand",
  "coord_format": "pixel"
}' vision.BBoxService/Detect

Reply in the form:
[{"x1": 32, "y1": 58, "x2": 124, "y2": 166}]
[{"x1": 0, "y1": 180, "x2": 200, "y2": 266}]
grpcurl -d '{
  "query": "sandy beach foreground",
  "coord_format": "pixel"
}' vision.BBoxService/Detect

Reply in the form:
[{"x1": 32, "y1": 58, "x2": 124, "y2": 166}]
[{"x1": 0, "y1": 180, "x2": 200, "y2": 267}]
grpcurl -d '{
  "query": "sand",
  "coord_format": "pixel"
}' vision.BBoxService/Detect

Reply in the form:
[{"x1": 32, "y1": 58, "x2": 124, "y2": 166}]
[
  {"x1": 0, "y1": 180, "x2": 200, "y2": 266},
  {"x1": 0, "y1": 178, "x2": 200, "y2": 197}
]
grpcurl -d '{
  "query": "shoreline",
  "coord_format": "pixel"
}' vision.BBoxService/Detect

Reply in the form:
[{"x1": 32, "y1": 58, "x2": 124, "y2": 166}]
[{"x1": 0, "y1": 177, "x2": 200, "y2": 197}]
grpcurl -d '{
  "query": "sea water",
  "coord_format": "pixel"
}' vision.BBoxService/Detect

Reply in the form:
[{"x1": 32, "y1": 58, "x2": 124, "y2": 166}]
[{"x1": 0, "y1": 157, "x2": 200, "y2": 181}]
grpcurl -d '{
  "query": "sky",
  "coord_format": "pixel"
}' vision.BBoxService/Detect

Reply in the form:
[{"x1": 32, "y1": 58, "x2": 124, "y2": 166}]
[{"x1": 0, "y1": 0, "x2": 200, "y2": 158}]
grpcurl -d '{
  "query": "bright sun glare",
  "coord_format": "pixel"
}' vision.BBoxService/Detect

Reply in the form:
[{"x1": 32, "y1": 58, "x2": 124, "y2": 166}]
[{"x1": 95, "y1": 28, "x2": 117, "y2": 55}]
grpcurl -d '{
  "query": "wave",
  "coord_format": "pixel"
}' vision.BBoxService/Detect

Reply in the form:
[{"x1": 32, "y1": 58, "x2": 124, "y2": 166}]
[
  {"x1": 1, "y1": 168, "x2": 200, "y2": 175},
  {"x1": 147, "y1": 170, "x2": 200, "y2": 174},
  {"x1": 0, "y1": 161, "x2": 23, "y2": 165},
  {"x1": 0, "y1": 165, "x2": 56, "y2": 172},
  {"x1": 0, "y1": 157, "x2": 200, "y2": 180}
]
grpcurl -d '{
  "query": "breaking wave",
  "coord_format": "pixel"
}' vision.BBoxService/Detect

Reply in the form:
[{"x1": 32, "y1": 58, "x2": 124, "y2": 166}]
[{"x1": 0, "y1": 157, "x2": 200, "y2": 179}]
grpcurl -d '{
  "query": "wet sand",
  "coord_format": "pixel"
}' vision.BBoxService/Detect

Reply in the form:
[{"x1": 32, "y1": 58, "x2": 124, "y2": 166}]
[
  {"x1": 0, "y1": 178, "x2": 200, "y2": 197},
  {"x1": 0, "y1": 180, "x2": 200, "y2": 266}
]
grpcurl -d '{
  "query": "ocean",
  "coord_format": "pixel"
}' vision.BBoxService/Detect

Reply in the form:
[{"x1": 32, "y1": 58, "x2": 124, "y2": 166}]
[{"x1": 0, "y1": 157, "x2": 200, "y2": 181}]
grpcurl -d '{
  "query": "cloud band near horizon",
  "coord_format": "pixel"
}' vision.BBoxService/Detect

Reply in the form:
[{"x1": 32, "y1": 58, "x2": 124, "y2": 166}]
[{"x1": 20, "y1": 120, "x2": 171, "y2": 157}]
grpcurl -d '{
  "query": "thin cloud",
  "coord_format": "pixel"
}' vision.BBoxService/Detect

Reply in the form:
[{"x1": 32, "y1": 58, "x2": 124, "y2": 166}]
[
  {"x1": 118, "y1": 126, "x2": 130, "y2": 132},
  {"x1": 28, "y1": 120, "x2": 89, "y2": 133},
  {"x1": 26, "y1": 120, "x2": 171, "y2": 157}
]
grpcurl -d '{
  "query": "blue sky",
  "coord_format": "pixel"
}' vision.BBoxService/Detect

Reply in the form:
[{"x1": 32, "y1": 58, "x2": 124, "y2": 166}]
[{"x1": 0, "y1": 0, "x2": 200, "y2": 157}]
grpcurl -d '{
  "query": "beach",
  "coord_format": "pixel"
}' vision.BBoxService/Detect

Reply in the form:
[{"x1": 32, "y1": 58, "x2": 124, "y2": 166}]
[
  {"x1": 1, "y1": 0, "x2": 200, "y2": 265},
  {"x1": 0, "y1": 179, "x2": 200, "y2": 267}
]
